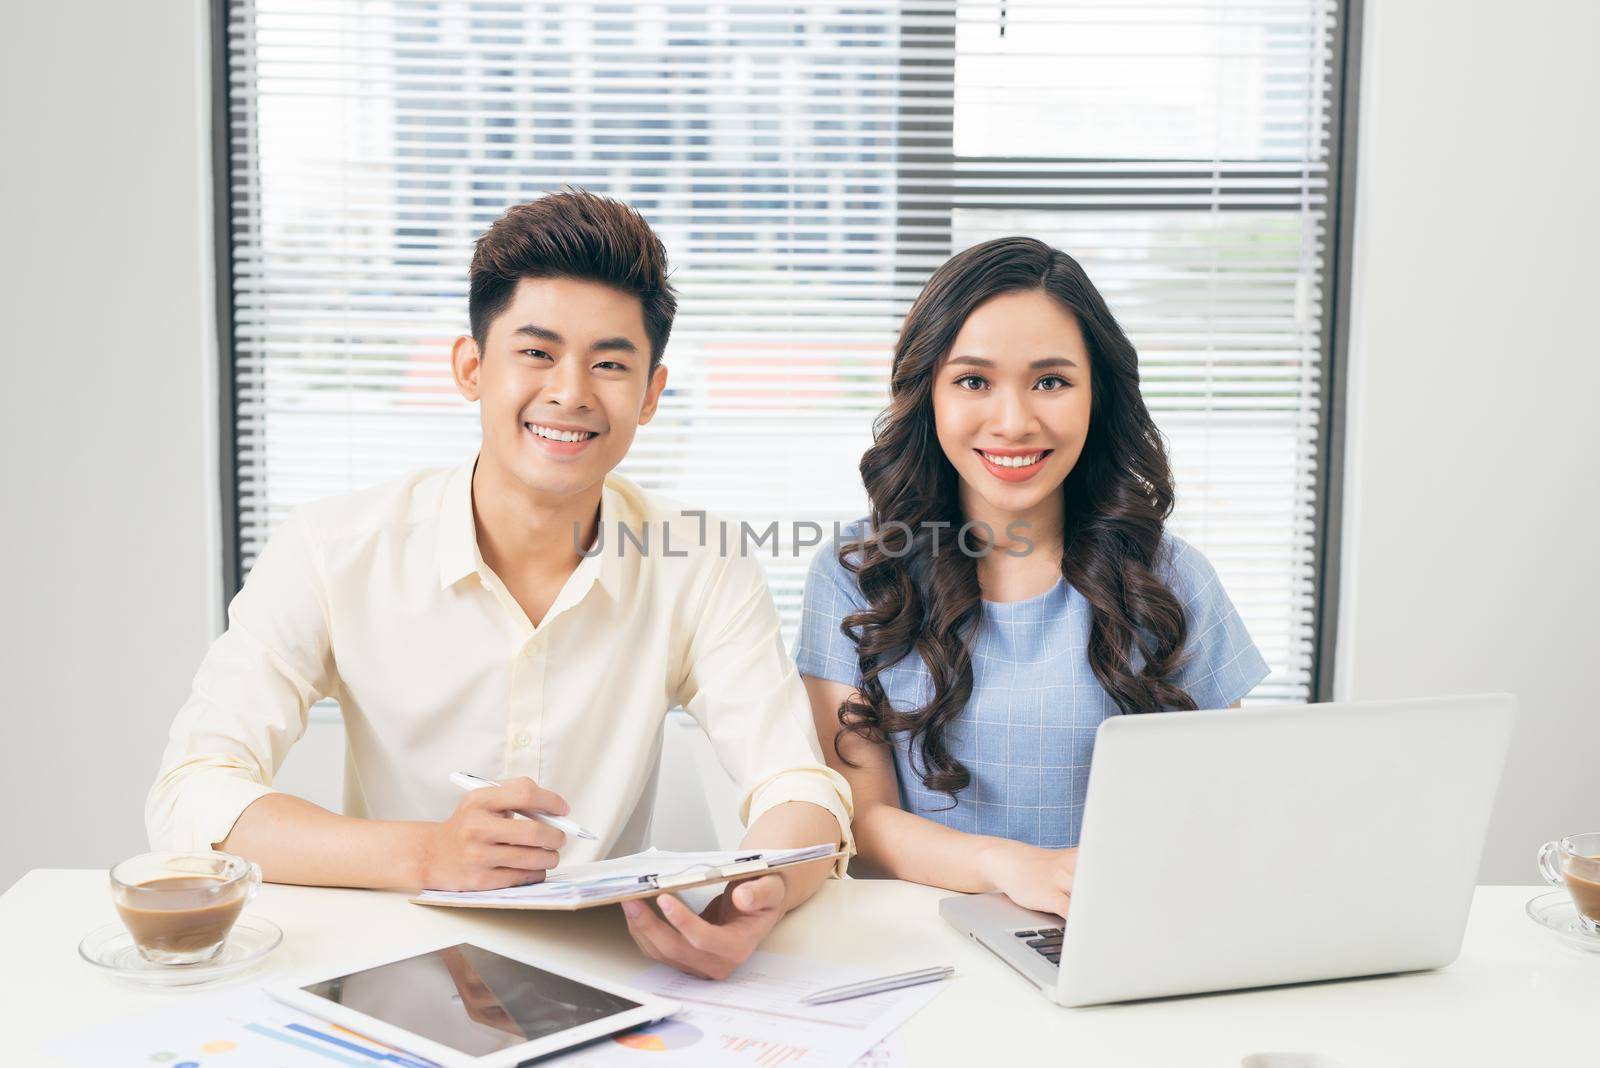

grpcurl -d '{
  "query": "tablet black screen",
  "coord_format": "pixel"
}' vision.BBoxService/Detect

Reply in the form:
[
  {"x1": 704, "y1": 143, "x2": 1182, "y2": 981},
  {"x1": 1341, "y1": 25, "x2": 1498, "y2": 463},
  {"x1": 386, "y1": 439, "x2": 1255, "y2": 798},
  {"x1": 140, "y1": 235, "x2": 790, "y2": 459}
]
[{"x1": 302, "y1": 942, "x2": 641, "y2": 1056}]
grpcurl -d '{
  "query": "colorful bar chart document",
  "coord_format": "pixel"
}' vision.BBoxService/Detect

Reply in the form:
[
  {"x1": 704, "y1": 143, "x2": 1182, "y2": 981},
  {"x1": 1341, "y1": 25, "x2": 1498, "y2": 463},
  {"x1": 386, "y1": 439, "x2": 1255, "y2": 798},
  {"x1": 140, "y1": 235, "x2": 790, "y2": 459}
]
[
  {"x1": 544, "y1": 951, "x2": 942, "y2": 1068},
  {"x1": 46, "y1": 953, "x2": 932, "y2": 1068},
  {"x1": 47, "y1": 987, "x2": 442, "y2": 1068}
]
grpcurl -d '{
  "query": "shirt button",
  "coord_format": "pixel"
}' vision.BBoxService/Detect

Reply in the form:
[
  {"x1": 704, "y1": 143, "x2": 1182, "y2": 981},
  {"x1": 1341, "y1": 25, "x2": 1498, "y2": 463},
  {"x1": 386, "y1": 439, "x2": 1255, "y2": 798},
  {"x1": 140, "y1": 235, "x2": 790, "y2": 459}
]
[{"x1": 513, "y1": 732, "x2": 533, "y2": 748}]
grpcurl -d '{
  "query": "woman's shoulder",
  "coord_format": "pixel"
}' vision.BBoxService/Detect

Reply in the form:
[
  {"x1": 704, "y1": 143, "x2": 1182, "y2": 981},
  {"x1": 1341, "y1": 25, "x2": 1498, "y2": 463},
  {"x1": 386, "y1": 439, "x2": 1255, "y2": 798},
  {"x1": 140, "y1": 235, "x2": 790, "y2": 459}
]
[
  {"x1": 803, "y1": 516, "x2": 874, "y2": 605},
  {"x1": 1154, "y1": 531, "x2": 1224, "y2": 601},
  {"x1": 830, "y1": 516, "x2": 873, "y2": 555},
  {"x1": 1152, "y1": 530, "x2": 1270, "y2": 699}
]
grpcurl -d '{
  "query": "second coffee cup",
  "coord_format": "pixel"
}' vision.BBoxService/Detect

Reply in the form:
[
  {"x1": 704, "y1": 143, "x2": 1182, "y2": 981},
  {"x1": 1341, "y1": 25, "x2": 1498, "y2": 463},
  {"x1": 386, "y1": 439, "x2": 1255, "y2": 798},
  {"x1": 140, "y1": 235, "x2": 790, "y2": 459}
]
[{"x1": 1537, "y1": 831, "x2": 1600, "y2": 935}]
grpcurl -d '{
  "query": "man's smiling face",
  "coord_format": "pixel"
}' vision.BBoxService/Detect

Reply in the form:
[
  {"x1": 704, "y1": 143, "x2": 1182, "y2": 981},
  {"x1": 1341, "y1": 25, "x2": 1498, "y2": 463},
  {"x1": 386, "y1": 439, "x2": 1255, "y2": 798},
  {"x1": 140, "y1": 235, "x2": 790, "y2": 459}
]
[{"x1": 454, "y1": 276, "x2": 668, "y2": 500}]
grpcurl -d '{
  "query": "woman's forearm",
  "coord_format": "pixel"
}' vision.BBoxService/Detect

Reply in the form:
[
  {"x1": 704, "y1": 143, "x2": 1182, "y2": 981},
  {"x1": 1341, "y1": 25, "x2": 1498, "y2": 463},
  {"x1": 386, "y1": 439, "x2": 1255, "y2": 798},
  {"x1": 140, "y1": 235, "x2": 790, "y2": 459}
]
[{"x1": 851, "y1": 800, "x2": 1015, "y2": 892}]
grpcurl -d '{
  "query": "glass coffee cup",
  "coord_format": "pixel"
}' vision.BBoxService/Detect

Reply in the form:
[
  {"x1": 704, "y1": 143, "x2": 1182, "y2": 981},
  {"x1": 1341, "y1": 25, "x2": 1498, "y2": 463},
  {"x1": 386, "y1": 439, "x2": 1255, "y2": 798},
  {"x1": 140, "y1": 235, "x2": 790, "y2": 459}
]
[
  {"x1": 1537, "y1": 832, "x2": 1600, "y2": 936},
  {"x1": 110, "y1": 851, "x2": 262, "y2": 964}
]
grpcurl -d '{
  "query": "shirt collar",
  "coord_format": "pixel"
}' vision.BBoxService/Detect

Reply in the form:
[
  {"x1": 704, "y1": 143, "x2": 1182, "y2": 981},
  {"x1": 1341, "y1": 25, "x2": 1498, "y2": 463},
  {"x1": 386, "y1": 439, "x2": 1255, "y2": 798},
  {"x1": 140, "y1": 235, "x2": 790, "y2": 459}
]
[
  {"x1": 438, "y1": 454, "x2": 625, "y2": 605},
  {"x1": 592, "y1": 484, "x2": 626, "y2": 603},
  {"x1": 438, "y1": 458, "x2": 481, "y2": 590}
]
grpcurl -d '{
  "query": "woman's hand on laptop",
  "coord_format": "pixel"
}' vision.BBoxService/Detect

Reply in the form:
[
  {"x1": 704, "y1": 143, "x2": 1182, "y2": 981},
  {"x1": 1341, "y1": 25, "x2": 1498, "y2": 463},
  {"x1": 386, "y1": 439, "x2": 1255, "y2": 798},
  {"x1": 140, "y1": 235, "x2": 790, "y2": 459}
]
[
  {"x1": 416, "y1": 777, "x2": 568, "y2": 891},
  {"x1": 980, "y1": 841, "x2": 1078, "y2": 919},
  {"x1": 619, "y1": 873, "x2": 787, "y2": 980}
]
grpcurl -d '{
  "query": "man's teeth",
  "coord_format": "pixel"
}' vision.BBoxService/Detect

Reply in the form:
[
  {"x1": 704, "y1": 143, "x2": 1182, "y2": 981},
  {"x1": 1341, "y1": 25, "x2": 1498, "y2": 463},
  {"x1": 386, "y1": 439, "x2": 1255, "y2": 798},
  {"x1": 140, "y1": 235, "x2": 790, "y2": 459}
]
[
  {"x1": 982, "y1": 451, "x2": 1044, "y2": 468},
  {"x1": 528, "y1": 424, "x2": 595, "y2": 443}
]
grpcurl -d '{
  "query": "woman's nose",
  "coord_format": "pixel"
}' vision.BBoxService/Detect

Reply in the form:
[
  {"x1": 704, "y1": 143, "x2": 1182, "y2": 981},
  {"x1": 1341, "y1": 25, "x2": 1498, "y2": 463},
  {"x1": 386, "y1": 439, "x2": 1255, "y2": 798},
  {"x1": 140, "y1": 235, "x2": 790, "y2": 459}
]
[{"x1": 990, "y1": 387, "x2": 1039, "y2": 438}]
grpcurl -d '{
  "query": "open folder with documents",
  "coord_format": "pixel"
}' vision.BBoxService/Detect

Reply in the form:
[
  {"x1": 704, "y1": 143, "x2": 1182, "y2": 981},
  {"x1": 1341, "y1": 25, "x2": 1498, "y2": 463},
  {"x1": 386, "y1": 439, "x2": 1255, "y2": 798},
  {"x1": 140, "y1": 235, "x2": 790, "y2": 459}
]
[{"x1": 411, "y1": 844, "x2": 840, "y2": 911}]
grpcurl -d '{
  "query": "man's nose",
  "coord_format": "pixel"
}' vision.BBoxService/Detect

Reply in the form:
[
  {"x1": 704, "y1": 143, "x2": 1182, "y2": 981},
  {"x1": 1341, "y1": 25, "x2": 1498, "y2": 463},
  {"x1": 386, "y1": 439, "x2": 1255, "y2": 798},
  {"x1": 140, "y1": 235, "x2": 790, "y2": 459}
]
[{"x1": 541, "y1": 356, "x2": 593, "y2": 408}]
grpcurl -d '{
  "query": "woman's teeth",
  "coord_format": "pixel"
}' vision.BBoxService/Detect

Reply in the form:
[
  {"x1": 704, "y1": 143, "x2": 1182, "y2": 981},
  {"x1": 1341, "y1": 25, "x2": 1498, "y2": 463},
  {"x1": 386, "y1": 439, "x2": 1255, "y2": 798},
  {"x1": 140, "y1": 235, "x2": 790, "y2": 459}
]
[
  {"x1": 981, "y1": 451, "x2": 1044, "y2": 468},
  {"x1": 527, "y1": 423, "x2": 596, "y2": 443}
]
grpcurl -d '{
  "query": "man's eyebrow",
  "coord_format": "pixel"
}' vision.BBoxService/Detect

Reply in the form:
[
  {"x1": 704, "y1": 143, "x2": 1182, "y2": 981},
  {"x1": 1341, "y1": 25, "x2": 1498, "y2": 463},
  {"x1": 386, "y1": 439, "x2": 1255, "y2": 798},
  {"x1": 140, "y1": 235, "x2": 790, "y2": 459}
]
[
  {"x1": 947, "y1": 355, "x2": 1078, "y2": 370},
  {"x1": 511, "y1": 324, "x2": 562, "y2": 344},
  {"x1": 510, "y1": 325, "x2": 637, "y2": 355}
]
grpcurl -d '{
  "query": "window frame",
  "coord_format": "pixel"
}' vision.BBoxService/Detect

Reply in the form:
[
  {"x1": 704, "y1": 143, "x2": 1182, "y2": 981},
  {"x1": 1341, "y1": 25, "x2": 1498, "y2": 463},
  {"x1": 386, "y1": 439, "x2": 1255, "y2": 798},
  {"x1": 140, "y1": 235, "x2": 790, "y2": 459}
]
[{"x1": 208, "y1": 0, "x2": 1363, "y2": 700}]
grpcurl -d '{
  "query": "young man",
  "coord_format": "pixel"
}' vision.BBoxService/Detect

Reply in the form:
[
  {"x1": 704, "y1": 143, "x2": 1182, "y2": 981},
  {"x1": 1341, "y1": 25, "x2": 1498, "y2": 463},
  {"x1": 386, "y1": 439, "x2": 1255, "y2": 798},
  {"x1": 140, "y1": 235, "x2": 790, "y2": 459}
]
[{"x1": 147, "y1": 190, "x2": 853, "y2": 979}]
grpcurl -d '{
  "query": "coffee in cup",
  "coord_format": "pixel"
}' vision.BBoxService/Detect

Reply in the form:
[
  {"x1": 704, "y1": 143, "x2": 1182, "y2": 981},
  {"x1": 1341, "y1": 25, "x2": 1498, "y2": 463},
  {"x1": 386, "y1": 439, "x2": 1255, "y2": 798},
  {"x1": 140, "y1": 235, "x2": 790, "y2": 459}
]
[
  {"x1": 1537, "y1": 831, "x2": 1600, "y2": 935},
  {"x1": 110, "y1": 851, "x2": 261, "y2": 964}
]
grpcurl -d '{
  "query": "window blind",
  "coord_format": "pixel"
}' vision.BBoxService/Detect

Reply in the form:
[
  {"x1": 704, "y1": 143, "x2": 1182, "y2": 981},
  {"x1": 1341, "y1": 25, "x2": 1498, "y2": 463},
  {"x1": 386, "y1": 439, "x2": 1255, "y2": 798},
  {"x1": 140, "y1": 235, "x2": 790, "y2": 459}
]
[{"x1": 225, "y1": 0, "x2": 1341, "y2": 703}]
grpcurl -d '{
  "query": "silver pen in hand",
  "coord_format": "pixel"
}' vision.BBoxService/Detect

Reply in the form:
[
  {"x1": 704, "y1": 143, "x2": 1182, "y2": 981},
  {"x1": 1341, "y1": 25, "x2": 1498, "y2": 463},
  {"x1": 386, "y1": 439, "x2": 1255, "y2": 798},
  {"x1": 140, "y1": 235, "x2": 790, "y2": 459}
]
[
  {"x1": 800, "y1": 965, "x2": 955, "y2": 1005},
  {"x1": 449, "y1": 771, "x2": 597, "y2": 841}
]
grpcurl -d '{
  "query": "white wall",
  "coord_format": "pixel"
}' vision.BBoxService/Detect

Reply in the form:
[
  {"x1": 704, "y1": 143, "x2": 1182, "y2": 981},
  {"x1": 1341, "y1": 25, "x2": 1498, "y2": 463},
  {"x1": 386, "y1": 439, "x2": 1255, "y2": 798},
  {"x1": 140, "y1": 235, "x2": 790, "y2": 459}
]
[
  {"x1": 1337, "y1": 0, "x2": 1600, "y2": 882},
  {"x1": 0, "y1": 1, "x2": 219, "y2": 891}
]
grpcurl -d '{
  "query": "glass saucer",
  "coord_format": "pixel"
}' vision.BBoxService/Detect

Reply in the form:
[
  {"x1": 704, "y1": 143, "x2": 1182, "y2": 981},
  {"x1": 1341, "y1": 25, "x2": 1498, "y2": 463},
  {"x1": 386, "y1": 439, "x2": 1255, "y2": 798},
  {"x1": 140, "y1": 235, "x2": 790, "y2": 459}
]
[
  {"x1": 1525, "y1": 891, "x2": 1600, "y2": 953},
  {"x1": 78, "y1": 914, "x2": 283, "y2": 988}
]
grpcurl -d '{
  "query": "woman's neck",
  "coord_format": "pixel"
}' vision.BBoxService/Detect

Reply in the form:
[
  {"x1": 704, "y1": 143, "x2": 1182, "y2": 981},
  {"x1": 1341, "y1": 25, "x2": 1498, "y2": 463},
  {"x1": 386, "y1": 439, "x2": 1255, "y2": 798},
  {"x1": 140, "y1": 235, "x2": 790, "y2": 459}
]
[
  {"x1": 959, "y1": 482, "x2": 1065, "y2": 557},
  {"x1": 960, "y1": 483, "x2": 1067, "y2": 603}
]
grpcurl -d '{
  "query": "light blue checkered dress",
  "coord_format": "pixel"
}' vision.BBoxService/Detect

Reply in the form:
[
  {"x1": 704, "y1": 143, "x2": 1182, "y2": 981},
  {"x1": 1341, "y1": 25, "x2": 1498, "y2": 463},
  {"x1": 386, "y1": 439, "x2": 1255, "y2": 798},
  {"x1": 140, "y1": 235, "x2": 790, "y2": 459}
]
[{"x1": 795, "y1": 522, "x2": 1270, "y2": 848}]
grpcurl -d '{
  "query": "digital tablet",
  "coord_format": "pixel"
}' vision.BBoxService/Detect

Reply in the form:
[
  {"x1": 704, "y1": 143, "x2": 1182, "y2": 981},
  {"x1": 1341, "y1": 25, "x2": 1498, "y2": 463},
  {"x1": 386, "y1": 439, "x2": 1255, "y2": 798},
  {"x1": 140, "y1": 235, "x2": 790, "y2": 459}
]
[{"x1": 266, "y1": 940, "x2": 680, "y2": 1068}]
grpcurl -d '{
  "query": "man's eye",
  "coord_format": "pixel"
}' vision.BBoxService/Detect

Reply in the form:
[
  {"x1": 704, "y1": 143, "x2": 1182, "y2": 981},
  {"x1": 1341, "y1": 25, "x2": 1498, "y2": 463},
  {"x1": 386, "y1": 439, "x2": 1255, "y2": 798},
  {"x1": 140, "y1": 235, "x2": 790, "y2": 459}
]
[
  {"x1": 1036, "y1": 375, "x2": 1070, "y2": 391},
  {"x1": 955, "y1": 374, "x2": 987, "y2": 391},
  {"x1": 595, "y1": 361, "x2": 627, "y2": 372},
  {"x1": 521, "y1": 349, "x2": 551, "y2": 361}
]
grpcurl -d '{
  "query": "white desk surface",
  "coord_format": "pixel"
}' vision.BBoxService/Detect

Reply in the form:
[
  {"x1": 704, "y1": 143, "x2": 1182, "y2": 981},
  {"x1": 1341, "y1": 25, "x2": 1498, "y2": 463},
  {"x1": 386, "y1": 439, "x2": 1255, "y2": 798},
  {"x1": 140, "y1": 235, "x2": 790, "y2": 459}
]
[{"x1": 3, "y1": 872, "x2": 1594, "y2": 1066}]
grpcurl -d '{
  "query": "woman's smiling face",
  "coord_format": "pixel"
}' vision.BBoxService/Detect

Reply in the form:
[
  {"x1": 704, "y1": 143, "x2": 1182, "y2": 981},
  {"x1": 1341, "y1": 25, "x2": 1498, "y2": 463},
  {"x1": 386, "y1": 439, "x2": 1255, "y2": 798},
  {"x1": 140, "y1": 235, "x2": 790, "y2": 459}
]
[{"x1": 932, "y1": 288, "x2": 1094, "y2": 523}]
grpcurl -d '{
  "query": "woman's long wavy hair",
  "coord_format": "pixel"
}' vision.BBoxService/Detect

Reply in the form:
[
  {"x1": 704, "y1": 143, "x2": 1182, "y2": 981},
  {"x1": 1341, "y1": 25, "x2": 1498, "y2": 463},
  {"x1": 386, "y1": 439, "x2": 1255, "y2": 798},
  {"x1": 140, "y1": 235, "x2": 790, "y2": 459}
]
[{"x1": 836, "y1": 236, "x2": 1197, "y2": 800}]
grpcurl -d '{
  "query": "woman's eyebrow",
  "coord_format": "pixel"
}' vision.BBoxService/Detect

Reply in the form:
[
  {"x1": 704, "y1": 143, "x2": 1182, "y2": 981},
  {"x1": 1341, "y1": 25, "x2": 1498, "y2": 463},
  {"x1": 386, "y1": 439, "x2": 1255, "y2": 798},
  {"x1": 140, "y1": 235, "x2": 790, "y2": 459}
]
[{"x1": 947, "y1": 354, "x2": 1078, "y2": 369}]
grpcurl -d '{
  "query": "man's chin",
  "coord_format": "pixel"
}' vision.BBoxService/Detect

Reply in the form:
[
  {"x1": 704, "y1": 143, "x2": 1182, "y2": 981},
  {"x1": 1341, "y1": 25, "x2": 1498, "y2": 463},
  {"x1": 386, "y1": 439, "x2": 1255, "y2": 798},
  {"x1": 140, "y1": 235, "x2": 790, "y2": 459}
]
[
  {"x1": 478, "y1": 427, "x2": 628, "y2": 501},
  {"x1": 502, "y1": 447, "x2": 617, "y2": 499}
]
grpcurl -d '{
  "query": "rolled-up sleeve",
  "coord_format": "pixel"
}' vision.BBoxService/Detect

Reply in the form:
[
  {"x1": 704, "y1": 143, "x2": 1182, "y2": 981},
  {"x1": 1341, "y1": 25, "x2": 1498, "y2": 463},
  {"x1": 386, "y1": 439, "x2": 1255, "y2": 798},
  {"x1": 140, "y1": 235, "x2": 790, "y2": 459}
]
[
  {"x1": 145, "y1": 509, "x2": 336, "y2": 851},
  {"x1": 675, "y1": 549, "x2": 855, "y2": 876}
]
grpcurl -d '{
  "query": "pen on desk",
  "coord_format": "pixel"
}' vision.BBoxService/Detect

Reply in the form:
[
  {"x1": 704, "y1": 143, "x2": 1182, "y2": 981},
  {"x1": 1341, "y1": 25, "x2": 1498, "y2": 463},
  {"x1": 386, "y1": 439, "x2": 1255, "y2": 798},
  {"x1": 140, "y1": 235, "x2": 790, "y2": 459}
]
[
  {"x1": 449, "y1": 771, "x2": 597, "y2": 841},
  {"x1": 800, "y1": 965, "x2": 955, "y2": 1005}
]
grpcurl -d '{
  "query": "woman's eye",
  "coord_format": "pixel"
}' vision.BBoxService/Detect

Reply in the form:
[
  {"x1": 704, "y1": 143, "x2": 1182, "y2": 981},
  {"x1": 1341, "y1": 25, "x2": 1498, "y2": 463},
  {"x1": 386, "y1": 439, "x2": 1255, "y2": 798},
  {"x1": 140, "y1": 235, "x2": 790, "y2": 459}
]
[
  {"x1": 1036, "y1": 375, "x2": 1070, "y2": 391},
  {"x1": 955, "y1": 374, "x2": 987, "y2": 391}
]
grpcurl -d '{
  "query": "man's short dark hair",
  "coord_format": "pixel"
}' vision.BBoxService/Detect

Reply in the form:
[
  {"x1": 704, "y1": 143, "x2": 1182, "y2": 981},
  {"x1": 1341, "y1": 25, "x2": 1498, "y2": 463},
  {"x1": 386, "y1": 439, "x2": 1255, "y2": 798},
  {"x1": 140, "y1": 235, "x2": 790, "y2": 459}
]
[{"x1": 469, "y1": 189, "x2": 676, "y2": 366}]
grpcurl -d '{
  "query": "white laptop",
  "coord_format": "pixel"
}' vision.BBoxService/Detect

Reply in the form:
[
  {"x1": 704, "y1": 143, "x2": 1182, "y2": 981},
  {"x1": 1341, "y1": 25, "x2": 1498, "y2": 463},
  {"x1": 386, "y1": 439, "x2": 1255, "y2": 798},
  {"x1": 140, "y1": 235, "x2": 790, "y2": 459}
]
[{"x1": 940, "y1": 694, "x2": 1516, "y2": 1007}]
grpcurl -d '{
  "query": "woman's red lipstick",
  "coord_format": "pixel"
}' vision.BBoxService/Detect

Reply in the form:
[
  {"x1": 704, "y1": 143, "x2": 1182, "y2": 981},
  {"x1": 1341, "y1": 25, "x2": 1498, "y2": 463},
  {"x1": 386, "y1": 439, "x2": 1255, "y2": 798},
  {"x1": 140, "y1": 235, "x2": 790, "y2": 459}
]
[{"x1": 975, "y1": 447, "x2": 1053, "y2": 483}]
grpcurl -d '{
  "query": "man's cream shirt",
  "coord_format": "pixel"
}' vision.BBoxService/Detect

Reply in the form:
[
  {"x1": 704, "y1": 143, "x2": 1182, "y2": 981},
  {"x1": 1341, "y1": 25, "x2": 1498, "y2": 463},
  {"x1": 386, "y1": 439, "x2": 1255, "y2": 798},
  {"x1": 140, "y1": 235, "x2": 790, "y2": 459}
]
[{"x1": 146, "y1": 457, "x2": 854, "y2": 873}]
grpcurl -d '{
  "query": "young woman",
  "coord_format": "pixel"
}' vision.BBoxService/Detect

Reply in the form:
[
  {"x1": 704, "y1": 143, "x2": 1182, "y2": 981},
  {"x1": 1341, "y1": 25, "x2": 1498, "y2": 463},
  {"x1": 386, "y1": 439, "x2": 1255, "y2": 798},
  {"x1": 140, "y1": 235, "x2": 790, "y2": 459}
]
[{"x1": 796, "y1": 237, "x2": 1269, "y2": 917}]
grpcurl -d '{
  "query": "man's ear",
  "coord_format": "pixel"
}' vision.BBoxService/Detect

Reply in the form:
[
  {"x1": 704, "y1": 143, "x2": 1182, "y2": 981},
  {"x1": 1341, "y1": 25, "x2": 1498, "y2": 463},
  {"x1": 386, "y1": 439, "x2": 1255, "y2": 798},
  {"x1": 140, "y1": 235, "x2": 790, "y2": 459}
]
[
  {"x1": 451, "y1": 335, "x2": 483, "y2": 401},
  {"x1": 638, "y1": 363, "x2": 669, "y2": 426}
]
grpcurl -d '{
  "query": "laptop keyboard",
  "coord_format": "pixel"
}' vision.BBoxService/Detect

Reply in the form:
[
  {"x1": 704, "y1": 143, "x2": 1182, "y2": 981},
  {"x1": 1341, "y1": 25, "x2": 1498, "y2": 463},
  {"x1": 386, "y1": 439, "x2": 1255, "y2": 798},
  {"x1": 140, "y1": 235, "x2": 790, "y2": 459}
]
[{"x1": 1012, "y1": 926, "x2": 1065, "y2": 966}]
